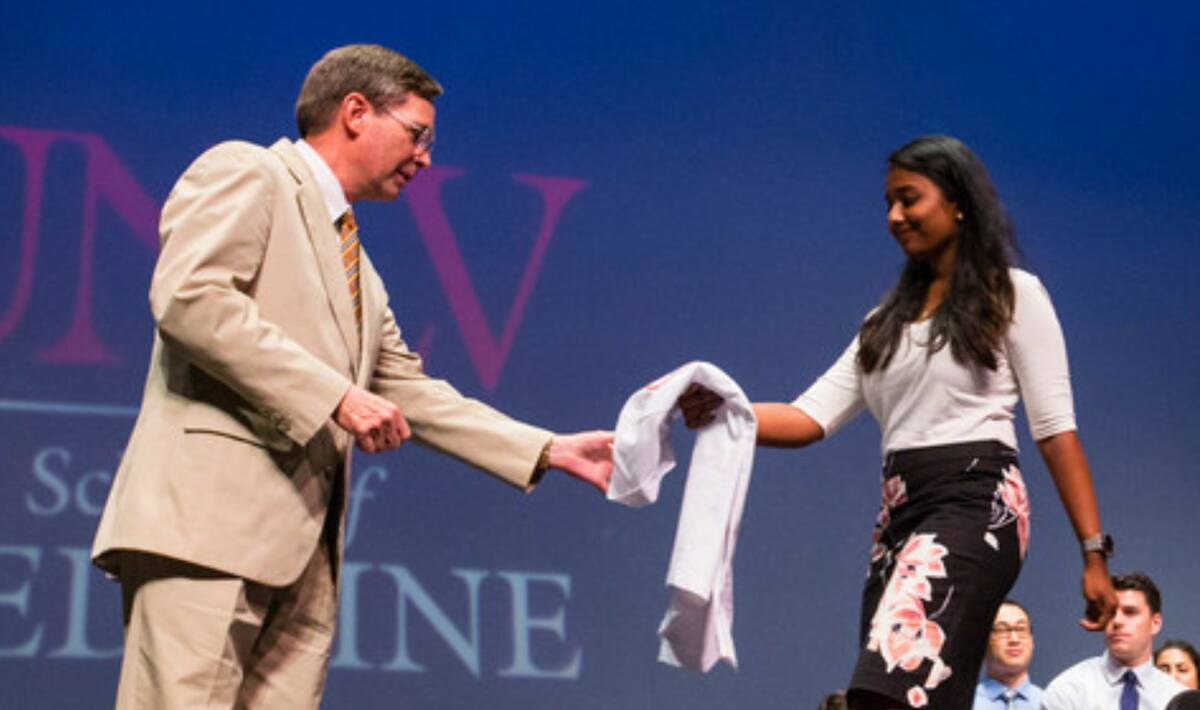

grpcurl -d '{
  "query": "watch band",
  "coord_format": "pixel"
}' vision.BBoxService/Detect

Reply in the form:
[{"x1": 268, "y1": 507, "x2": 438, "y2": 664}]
[{"x1": 1081, "y1": 533, "x2": 1114, "y2": 558}]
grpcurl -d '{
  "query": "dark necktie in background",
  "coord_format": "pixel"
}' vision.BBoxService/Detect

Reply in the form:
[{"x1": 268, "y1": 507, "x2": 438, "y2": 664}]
[{"x1": 1121, "y1": 669, "x2": 1139, "y2": 710}]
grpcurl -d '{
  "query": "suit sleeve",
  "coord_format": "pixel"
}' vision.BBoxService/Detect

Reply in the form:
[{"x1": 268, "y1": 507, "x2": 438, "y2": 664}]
[
  {"x1": 367, "y1": 302, "x2": 551, "y2": 490},
  {"x1": 150, "y1": 143, "x2": 350, "y2": 446}
]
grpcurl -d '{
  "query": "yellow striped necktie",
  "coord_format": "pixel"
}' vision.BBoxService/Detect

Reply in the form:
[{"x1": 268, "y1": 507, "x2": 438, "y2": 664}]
[{"x1": 337, "y1": 209, "x2": 362, "y2": 330}]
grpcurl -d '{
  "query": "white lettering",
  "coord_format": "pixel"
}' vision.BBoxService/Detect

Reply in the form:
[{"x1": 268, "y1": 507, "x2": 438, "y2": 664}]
[
  {"x1": 345, "y1": 465, "x2": 388, "y2": 549},
  {"x1": 27, "y1": 447, "x2": 71, "y2": 516},
  {"x1": 496, "y1": 571, "x2": 581, "y2": 679},
  {"x1": 74, "y1": 470, "x2": 111, "y2": 517},
  {"x1": 0, "y1": 545, "x2": 43, "y2": 657},
  {"x1": 378, "y1": 565, "x2": 487, "y2": 677},
  {"x1": 330, "y1": 561, "x2": 373, "y2": 669},
  {"x1": 46, "y1": 547, "x2": 120, "y2": 658},
  {"x1": 0, "y1": 546, "x2": 581, "y2": 677}
]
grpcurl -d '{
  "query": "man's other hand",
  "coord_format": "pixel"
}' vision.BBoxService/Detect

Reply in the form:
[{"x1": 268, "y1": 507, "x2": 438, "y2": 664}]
[{"x1": 334, "y1": 385, "x2": 411, "y2": 453}]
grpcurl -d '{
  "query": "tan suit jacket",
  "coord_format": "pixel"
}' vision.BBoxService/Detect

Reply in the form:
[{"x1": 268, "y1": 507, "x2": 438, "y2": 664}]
[{"x1": 93, "y1": 139, "x2": 551, "y2": 586}]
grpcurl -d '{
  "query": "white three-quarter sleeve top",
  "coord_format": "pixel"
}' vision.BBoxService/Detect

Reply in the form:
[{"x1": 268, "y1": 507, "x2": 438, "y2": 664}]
[{"x1": 793, "y1": 269, "x2": 1076, "y2": 455}]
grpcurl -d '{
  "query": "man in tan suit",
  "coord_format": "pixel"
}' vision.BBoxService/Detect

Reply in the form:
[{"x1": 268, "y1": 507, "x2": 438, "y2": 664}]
[{"x1": 92, "y1": 44, "x2": 613, "y2": 709}]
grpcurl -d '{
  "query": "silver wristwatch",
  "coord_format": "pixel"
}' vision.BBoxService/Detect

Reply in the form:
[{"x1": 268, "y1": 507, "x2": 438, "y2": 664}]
[{"x1": 1081, "y1": 533, "x2": 1114, "y2": 558}]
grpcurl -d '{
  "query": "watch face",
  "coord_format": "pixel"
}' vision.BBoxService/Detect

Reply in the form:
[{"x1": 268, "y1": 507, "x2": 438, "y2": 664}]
[{"x1": 1084, "y1": 534, "x2": 1113, "y2": 556}]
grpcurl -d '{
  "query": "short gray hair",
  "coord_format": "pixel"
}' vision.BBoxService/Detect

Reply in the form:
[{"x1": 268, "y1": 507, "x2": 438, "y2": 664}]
[{"x1": 295, "y1": 44, "x2": 443, "y2": 137}]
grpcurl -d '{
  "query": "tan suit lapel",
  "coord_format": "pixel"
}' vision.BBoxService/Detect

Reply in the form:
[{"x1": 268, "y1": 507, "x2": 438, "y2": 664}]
[
  {"x1": 357, "y1": 247, "x2": 381, "y2": 380},
  {"x1": 269, "y1": 139, "x2": 361, "y2": 378}
]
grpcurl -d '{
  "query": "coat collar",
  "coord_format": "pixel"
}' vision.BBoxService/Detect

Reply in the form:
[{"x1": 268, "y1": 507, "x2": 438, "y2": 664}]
[{"x1": 268, "y1": 138, "x2": 362, "y2": 376}]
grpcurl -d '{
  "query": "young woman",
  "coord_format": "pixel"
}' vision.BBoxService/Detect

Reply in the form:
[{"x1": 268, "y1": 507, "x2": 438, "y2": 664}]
[
  {"x1": 681, "y1": 135, "x2": 1117, "y2": 708},
  {"x1": 1157, "y1": 640, "x2": 1200, "y2": 690}
]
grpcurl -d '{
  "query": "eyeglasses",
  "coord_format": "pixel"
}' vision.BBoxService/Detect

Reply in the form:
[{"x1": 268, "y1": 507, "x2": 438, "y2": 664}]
[
  {"x1": 991, "y1": 624, "x2": 1031, "y2": 638},
  {"x1": 382, "y1": 109, "x2": 435, "y2": 153}
]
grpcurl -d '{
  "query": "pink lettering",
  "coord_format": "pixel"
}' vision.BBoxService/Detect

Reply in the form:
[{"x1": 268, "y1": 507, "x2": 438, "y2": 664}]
[
  {"x1": 403, "y1": 167, "x2": 586, "y2": 391},
  {"x1": 0, "y1": 127, "x2": 159, "y2": 365},
  {"x1": 0, "y1": 127, "x2": 584, "y2": 389}
]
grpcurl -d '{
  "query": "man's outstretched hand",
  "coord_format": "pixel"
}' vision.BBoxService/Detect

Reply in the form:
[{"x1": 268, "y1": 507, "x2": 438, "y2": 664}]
[
  {"x1": 332, "y1": 387, "x2": 612, "y2": 492},
  {"x1": 333, "y1": 385, "x2": 412, "y2": 453},
  {"x1": 547, "y1": 431, "x2": 614, "y2": 494}
]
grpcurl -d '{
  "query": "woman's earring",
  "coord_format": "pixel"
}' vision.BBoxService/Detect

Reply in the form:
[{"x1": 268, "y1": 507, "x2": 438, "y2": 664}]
[{"x1": 955, "y1": 212, "x2": 965, "y2": 222}]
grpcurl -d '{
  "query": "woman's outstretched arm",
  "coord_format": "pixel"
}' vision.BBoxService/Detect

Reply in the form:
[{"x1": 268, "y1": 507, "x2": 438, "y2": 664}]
[
  {"x1": 753, "y1": 403, "x2": 825, "y2": 448},
  {"x1": 678, "y1": 384, "x2": 825, "y2": 447}
]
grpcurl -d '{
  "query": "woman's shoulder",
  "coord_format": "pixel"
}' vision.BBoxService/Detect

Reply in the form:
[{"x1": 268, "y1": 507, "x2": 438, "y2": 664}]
[
  {"x1": 1007, "y1": 266, "x2": 1042, "y2": 289},
  {"x1": 1008, "y1": 267, "x2": 1054, "y2": 301},
  {"x1": 1006, "y1": 267, "x2": 1061, "y2": 327}
]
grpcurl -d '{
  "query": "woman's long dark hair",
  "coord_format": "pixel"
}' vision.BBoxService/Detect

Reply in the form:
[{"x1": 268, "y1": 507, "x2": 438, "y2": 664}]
[{"x1": 857, "y1": 136, "x2": 1019, "y2": 373}]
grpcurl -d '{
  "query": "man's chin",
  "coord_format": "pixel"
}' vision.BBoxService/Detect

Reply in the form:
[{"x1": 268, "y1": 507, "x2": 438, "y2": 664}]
[
  {"x1": 1108, "y1": 646, "x2": 1140, "y2": 665},
  {"x1": 361, "y1": 183, "x2": 403, "y2": 202}
]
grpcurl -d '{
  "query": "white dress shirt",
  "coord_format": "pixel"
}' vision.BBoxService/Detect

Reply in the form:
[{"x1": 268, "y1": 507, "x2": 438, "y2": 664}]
[
  {"x1": 794, "y1": 269, "x2": 1076, "y2": 454},
  {"x1": 294, "y1": 139, "x2": 350, "y2": 223},
  {"x1": 609, "y1": 361, "x2": 756, "y2": 672},
  {"x1": 1041, "y1": 652, "x2": 1187, "y2": 709}
]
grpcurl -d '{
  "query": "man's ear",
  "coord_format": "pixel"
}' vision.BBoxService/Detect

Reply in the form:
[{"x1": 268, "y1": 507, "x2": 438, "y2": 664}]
[
  {"x1": 340, "y1": 92, "x2": 371, "y2": 138},
  {"x1": 1151, "y1": 612, "x2": 1163, "y2": 636}
]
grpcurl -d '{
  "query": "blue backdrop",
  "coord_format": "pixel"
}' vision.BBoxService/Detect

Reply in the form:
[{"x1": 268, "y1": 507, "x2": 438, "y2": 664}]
[{"x1": 2, "y1": 3, "x2": 1198, "y2": 707}]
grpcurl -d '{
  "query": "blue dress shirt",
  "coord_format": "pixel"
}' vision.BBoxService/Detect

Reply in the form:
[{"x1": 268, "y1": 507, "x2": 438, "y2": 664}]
[{"x1": 973, "y1": 676, "x2": 1043, "y2": 709}]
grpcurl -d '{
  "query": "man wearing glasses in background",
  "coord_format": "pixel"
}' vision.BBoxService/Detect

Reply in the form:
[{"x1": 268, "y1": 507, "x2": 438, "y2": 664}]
[
  {"x1": 92, "y1": 44, "x2": 612, "y2": 710},
  {"x1": 974, "y1": 600, "x2": 1043, "y2": 709}
]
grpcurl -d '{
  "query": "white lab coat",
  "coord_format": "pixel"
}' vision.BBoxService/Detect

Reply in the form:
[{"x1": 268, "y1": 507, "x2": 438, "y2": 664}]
[{"x1": 609, "y1": 361, "x2": 756, "y2": 672}]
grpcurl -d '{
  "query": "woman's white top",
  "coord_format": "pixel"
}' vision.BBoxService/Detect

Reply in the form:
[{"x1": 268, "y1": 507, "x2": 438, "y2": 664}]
[{"x1": 793, "y1": 269, "x2": 1076, "y2": 454}]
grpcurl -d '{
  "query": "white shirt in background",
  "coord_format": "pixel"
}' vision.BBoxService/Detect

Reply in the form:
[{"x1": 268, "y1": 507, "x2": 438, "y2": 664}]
[{"x1": 1040, "y1": 652, "x2": 1186, "y2": 709}]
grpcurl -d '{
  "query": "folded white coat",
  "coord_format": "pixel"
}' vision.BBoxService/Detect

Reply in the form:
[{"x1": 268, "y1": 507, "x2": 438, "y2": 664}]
[{"x1": 608, "y1": 361, "x2": 756, "y2": 672}]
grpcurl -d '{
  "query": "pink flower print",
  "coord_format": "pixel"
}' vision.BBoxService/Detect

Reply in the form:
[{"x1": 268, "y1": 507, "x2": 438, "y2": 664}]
[
  {"x1": 893, "y1": 534, "x2": 949, "y2": 583},
  {"x1": 877, "y1": 595, "x2": 946, "y2": 672},
  {"x1": 882, "y1": 475, "x2": 907, "y2": 509},
  {"x1": 867, "y1": 533, "x2": 952, "y2": 684},
  {"x1": 870, "y1": 476, "x2": 908, "y2": 562},
  {"x1": 892, "y1": 573, "x2": 934, "y2": 602},
  {"x1": 993, "y1": 464, "x2": 1031, "y2": 558},
  {"x1": 870, "y1": 537, "x2": 887, "y2": 564},
  {"x1": 925, "y1": 656, "x2": 952, "y2": 689},
  {"x1": 907, "y1": 686, "x2": 929, "y2": 707}
]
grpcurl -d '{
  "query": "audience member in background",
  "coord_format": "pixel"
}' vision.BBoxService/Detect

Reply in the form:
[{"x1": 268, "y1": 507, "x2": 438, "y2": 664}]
[
  {"x1": 1042, "y1": 572, "x2": 1187, "y2": 709},
  {"x1": 1156, "y1": 640, "x2": 1200, "y2": 690},
  {"x1": 973, "y1": 600, "x2": 1041, "y2": 708},
  {"x1": 820, "y1": 690, "x2": 849, "y2": 710},
  {"x1": 1166, "y1": 690, "x2": 1200, "y2": 710}
]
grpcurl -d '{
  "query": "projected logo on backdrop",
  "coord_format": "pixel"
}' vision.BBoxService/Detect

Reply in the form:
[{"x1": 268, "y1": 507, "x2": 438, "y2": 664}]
[
  {"x1": 0, "y1": 125, "x2": 585, "y2": 390},
  {"x1": 0, "y1": 125, "x2": 589, "y2": 680}
]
